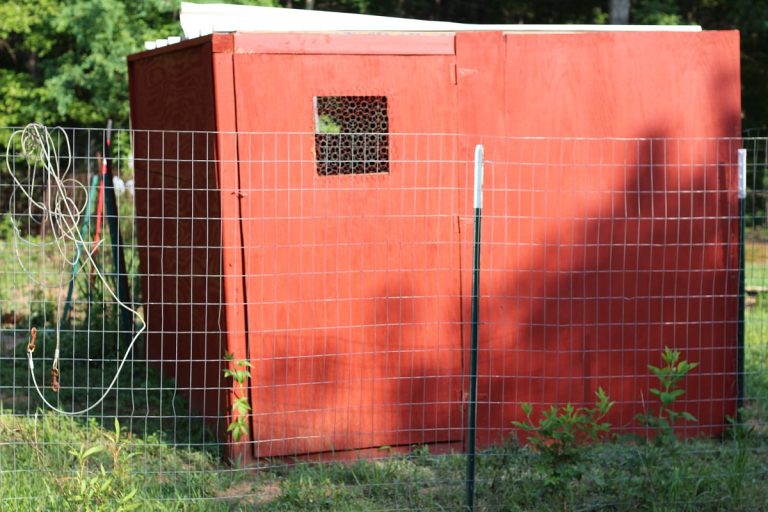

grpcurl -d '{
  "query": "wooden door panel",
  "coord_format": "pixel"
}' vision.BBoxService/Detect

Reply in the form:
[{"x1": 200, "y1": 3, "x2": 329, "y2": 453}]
[{"x1": 233, "y1": 47, "x2": 462, "y2": 457}]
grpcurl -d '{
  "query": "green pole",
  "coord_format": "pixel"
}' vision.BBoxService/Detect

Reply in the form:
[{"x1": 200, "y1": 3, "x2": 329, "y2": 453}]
[
  {"x1": 465, "y1": 144, "x2": 483, "y2": 512},
  {"x1": 60, "y1": 173, "x2": 100, "y2": 326},
  {"x1": 738, "y1": 148, "x2": 747, "y2": 410},
  {"x1": 101, "y1": 120, "x2": 134, "y2": 344}
]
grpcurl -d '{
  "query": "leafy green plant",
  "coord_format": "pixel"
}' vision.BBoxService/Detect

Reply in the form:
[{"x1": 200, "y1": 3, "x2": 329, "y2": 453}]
[
  {"x1": 512, "y1": 387, "x2": 614, "y2": 506},
  {"x1": 224, "y1": 353, "x2": 252, "y2": 443},
  {"x1": 636, "y1": 347, "x2": 698, "y2": 443},
  {"x1": 631, "y1": 349, "x2": 702, "y2": 509},
  {"x1": 513, "y1": 387, "x2": 614, "y2": 463},
  {"x1": 61, "y1": 427, "x2": 140, "y2": 512},
  {"x1": 102, "y1": 418, "x2": 138, "y2": 477}
]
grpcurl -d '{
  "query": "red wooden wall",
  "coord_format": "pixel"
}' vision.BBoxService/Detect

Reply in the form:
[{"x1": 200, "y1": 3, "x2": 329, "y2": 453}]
[
  {"x1": 129, "y1": 39, "x2": 226, "y2": 427},
  {"x1": 129, "y1": 30, "x2": 741, "y2": 461},
  {"x1": 458, "y1": 31, "x2": 741, "y2": 447},
  {"x1": 129, "y1": 36, "x2": 249, "y2": 456}
]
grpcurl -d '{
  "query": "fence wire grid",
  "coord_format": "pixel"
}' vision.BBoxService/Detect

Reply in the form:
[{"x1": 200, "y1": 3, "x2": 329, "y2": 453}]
[{"x1": 1, "y1": 126, "x2": 767, "y2": 511}]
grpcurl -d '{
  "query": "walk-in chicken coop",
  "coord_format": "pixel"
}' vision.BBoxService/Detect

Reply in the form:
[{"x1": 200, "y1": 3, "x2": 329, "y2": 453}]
[{"x1": 128, "y1": 27, "x2": 742, "y2": 462}]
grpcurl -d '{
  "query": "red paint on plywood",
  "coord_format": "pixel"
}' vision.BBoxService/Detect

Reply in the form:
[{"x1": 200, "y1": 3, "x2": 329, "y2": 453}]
[
  {"x1": 128, "y1": 30, "x2": 741, "y2": 462},
  {"x1": 234, "y1": 32, "x2": 455, "y2": 55},
  {"x1": 232, "y1": 48, "x2": 462, "y2": 458}
]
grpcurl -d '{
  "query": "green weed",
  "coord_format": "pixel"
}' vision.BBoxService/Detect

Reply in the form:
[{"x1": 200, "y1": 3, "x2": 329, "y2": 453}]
[
  {"x1": 223, "y1": 354, "x2": 252, "y2": 443},
  {"x1": 636, "y1": 347, "x2": 699, "y2": 445}
]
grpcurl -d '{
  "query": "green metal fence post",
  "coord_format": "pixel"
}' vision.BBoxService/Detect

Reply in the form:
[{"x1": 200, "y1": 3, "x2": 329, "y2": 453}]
[
  {"x1": 738, "y1": 148, "x2": 747, "y2": 410},
  {"x1": 465, "y1": 144, "x2": 484, "y2": 512}
]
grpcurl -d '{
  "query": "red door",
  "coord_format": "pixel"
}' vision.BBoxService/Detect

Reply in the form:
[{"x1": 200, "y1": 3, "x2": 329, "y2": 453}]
[{"x1": 231, "y1": 34, "x2": 463, "y2": 458}]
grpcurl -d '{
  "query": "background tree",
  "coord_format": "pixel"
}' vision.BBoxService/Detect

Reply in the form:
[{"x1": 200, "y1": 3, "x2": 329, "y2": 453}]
[
  {"x1": 0, "y1": 0, "x2": 272, "y2": 127},
  {"x1": 0, "y1": 0, "x2": 766, "y2": 130},
  {"x1": 1, "y1": 0, "x2": 173, "y2": 126}
]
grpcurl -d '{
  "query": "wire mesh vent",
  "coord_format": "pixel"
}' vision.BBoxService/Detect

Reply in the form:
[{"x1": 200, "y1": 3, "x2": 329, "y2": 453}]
[{"x1": 314, "y1": 96, "x2": 390, "y2": 176}]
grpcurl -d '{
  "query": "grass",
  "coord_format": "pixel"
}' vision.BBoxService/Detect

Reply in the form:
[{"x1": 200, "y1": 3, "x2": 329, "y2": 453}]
[
  {"x1": 746, "y1": 296, "x2": 768, "y2": 424},
  {"x1": 746, "y1": 240, "x2": 768, "y2": 289},
  {"x1": 1, "y1": 304, "x2": 766, "y2": 510},
  {"x1": 1, "y1": 411, "x2": 768, "y2": 511},
  {"x1": 0, "y1": 238, "x2": 210, "y2": 448},
  {"x1": 745, "y1": 237, "x2": 768, "y2": 422},
  {"x1": 1, "y1": 229, "x2": 768, "y2": 509},
  {"x1": 0, "y1": 411, "x2": 247, "y2": 511}
]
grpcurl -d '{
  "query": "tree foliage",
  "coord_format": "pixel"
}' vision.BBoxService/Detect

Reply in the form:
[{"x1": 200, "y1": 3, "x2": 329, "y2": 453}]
[
  {"x1": 0, "y1": 0, "x2": 178, "y2": 126},
  {"x1": 0, "y1": 0, "x2": 766, "y2": 129}
]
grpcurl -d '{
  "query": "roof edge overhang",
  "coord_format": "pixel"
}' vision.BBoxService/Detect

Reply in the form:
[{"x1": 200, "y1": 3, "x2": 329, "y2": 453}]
[{"x1": 180, "y1": 2, "x2": 701, "y2": 38}]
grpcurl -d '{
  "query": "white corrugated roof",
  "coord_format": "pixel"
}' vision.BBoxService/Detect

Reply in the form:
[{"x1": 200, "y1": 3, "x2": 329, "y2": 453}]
[{"x1": 178, "y1": 2, "x2": 701, "y2": 38}]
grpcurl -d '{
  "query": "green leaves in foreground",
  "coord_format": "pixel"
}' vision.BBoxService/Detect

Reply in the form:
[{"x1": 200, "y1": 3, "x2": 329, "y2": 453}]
[
  {"x1": 637, "y1": 347, "x2": 699, "y2": 439},
  {"x1": 510, "y1": 347, "x2": 702, "y2": 503},
  {"x1": 224, "y1": 353, "x2": 253, "y2": 442},
  {"x1": 512, "y1": 387, "x2": 614, "y2": 492},
  {"x1": 513, "y1": 387, "x2": 614, "y2": 462},
  {"x1": 60, "y1": 419, "x2": 141, "y2": 511}
]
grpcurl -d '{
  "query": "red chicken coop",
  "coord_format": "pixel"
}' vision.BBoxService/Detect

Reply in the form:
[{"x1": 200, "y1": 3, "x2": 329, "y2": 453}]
[{"x1": 128, "y1": 27, "x2": 741, "y2": 462}]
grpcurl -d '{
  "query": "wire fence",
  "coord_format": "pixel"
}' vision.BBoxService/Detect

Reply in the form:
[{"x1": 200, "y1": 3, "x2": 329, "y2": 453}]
[{"x1": 1, "y1": 125, "x2": 767, "y2": 510}]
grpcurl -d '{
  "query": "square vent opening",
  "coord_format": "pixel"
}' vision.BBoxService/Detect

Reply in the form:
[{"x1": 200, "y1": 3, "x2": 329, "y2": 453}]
[{"x1": 314, "y1": 96, "x2": 390, "y2": 176}]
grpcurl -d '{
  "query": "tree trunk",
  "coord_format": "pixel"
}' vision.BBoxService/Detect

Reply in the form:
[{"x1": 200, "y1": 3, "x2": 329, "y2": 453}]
[{"x1": 610, "y1": 0, "x2": 630, "y2": 24}]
